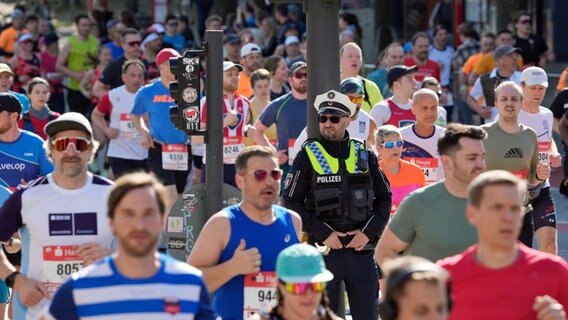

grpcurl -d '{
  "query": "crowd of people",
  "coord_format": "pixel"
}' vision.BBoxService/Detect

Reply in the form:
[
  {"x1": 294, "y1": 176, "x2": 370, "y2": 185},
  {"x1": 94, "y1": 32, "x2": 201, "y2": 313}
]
[{"x1": 0, "y1": 1, "x2": 566, "y2": 319}]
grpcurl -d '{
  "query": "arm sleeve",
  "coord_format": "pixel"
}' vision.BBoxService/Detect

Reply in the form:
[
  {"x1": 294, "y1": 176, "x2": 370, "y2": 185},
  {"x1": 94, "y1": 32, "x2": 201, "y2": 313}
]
[
  {"x1": 469, "y1": 78, "x2": 483, "y2": 100},
  {"x1": 39, "y1": 150, "x2": 55, "y2": 176},
  {"x1": 258, "y1": 100, "x2": 278, "y2": 128},
  {"x1": 369, "y1": 103, "x2": 391, "y2": 126},
  {"x1": 362, "y1": 151, "x2": 392, "y2": 240},
  {"x1": 0, "y1": 190, "x2": 23, "y2": 241},
  {"x1": 387, "y1": 193, "x2": 417, "y2": 244},
  {"x1": 282, "y1": 150, "x2": 334, "y2": 242},
  {"x1": 96, "y1": 93, "x2": 112, "y2": 114},
  {"x1": 195, "y1": 279, "x2": 219, "y2": 320},
  {"x1": 48, "y1": 280, "x2": 79, "y2": 320}
]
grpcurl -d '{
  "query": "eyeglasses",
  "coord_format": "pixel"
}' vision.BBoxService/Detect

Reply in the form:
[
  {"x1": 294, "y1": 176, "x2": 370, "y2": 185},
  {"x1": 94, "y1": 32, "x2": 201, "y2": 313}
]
[
  {"x1": 381, "y1": 140, "x2": 404, "y2": 149},
  {"x1": 318, "y1": 115, "x2": 345, "y2": 124},
  {"x1": 51, "y1": 137, "x2": 92, "y2": 152},
  {"x1": 281, "y1": 281, "x2": 327, "y2": 295},
  {"x1": 519, "y1": 19, "x2": 532, "y2": 25},
  {"x1": 348, "y1": 96, "x2": 364, "y2": 104},
  {"x1": 293, "y1": 72, "x2": 307, "y2": 79},
  {"x1": 127, "y1": 41, "x2": 141, "y2": 47},
  {"x1": 248, "y1": 169, "x2": 283, "y2": 182}
]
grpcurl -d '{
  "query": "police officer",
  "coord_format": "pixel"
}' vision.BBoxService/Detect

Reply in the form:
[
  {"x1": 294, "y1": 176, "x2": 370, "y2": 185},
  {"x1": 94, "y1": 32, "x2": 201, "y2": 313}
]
[{"x1": 283, "y1": 90, "x2": 392, "y2": 320}]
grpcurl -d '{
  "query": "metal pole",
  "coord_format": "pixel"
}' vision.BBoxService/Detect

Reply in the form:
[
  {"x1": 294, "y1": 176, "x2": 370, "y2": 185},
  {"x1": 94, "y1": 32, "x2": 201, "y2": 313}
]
[
  {"x1": 204, "y1": 30, "x2": 224, "y2": 216},
  {"x1": 306, "y1": 0, "x2": 341, "y2": 139}
]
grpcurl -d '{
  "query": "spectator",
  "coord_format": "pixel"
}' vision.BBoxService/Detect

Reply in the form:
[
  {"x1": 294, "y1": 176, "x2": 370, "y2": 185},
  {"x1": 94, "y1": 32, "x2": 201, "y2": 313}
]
[
  {"x1": 163, "y1": 14, "x2": 185, "y2": 53},
  {"x1": 439, "y1": 170, "x2": 568, "y2": 320},
  {"x1": 55, "y1": 13, "x2": 99, "y2": 117},
  {"x1": 188, "y1": 146, "x2": 301, "y2": 320},
  {"x1": 283, "y1": 35, "x2": 303, "y2": 66},
  {"x1": 368, "y1": 42, "x2": 405, "y2": 98},
  {"x1": 177, "y1": 14, "x2": 195, "y2": 49},
  {"x1": 197, "y1": 1, "x2": 216, "y2": 37},
  {"x1": 467, "y1": 45, "x2": 522, "y2": 123},
  {"x1": 40, "y1": 33, "x2": 65, "y2": 114},
  {"x1": 264, "y1": 55, "x2": 290, "y2": 101},
  {"x1": 24, "y1": 14, "x2": 41, "y2": 53},
  {"x1": 102, "y1": 20, "x2": 125, "y2": 59},
  {"x1": 204, "y1": 14, "x2": 223, "y2": 32},
  {"x1": 259, "y1": 16, "x2": 278, "y2": 57},
  {"x1": 18, "y1": 77, "x2": 60, "y2": 140},
  {"x1": 238, "y1": 43, "x2": 263, "y2": 98},
  {"x1": 340, "y1": 42, "x2": 384, "y2": 113},
  {"x1": 375, "y1": 125, "x2": 426, "y2": 216},
  {"x1": 404, "y1": 32, "x2": 441, "y2": 84},
  {"x1": 9, "y1": 34, "x2": 41, "y2": 94},
  {"x1": 0, "y1": 9, "x2": 26, "y2": 60},
  {"x1": 224, "y1": 33, "x2": 242, "y2": 63},
  {"x1": 512, "y1": 11, "x2": 549, "y2": 68},
  {"x1": 92, "y1": 28, "x2": 144, "y2": 99}
]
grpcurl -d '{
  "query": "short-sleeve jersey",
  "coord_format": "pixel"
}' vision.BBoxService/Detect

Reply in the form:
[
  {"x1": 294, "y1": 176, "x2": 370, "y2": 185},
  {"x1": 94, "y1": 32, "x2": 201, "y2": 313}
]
[{"x1": 400, "y1": 125, "x2": 445, "y2": 184}]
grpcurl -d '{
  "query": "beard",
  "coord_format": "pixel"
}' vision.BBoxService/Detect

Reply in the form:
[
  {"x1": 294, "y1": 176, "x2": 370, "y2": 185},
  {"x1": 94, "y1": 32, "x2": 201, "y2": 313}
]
[
  {"x1": 59, "y1": 156, "x2": 86, "y2": 177},
  {"x1": 292, "y1": 82, "x2": 307, "y2": 94},
  {"x1": 119, "y1": 231, "x2": 159, "y2": 258}
]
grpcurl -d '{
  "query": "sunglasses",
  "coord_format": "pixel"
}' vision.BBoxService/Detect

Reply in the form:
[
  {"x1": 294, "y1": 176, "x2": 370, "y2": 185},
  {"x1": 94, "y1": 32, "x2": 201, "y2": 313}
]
[
  {"x1": 127, "y1": 41, "x2": 141, "y2": 47},
  {"x1": 167, "y1": 23, "x2": 178, "y2": 27},
  {"x1": 381, "y1": 140, "x2": 404, "y2": 149},
  {"x1": 51, "y1": 137, "x2": 92, "y2": 152},
  {"x1": 293, "y1": 72, "x2": 307, "y2": 79},
  {"x1": 318, "y1": 115, "x2": 345, "y2": 124},
  {"x1": 247, "y1": 169, "x2": 283, "y2": 182},
  {"x1": 519, "y1": 19, "x2": 532, "y2": 25},
  {"x1": 281, "y1": 281, "x2": 326, "y2": 295},
  {"x1": 349, "y1": 96, "x2": 364, "y2": 104}
]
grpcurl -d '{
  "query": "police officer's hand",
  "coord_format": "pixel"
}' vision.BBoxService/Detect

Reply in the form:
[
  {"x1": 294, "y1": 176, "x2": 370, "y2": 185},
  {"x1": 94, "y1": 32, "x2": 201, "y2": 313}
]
[
  {"x1": 230, "y1": 239, "x2": 262, "y2": 275},
  {"x1": 13, "y1": 274, "x2": 48, "y2": 306},
  {"x1": 550, "y1": 153, "x2": 562, "y2": 168},
  {"x1": 534, "y1": 295, "x2": 566, "y2": 320},
  {"x1": 323, "y1": 232, "x2": 346, "y2": 250},
  {"x1": 345, "y1": 230, "x2": 369, "y2": 251},
  {"x1": 536, "y1": 162, "x2": 551, "y2": 181}
]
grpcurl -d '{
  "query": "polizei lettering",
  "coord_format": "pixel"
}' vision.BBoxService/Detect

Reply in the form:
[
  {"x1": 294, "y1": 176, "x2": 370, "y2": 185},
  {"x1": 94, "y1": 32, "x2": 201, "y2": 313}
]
[
  {"x1": 316, "y1": 175, "x2": 341, "y2": 183},
  {"x1": 0, "y1": 163, "x2": 25, "y2": 171}
]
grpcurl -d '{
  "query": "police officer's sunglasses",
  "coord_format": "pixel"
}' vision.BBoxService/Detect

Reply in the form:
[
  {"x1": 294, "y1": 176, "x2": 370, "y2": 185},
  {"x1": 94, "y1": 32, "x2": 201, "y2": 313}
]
[
  {"x1": 318, "y1": 115, "x2": 346, "y2": 124},
  {"x1": 381, "y1": 140, "x2": 404, "y2": 149},
  {"x1": 247, "y1": 169, "x2": 283, "y2": 182},
  {"x1": 51, "y1": 137, "x2": 92, "y2": 152}
]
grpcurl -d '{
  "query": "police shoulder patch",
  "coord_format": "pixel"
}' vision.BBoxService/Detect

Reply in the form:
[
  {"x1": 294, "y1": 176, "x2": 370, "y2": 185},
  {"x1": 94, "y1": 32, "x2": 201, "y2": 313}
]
[{"x1": 284, "y1": 173, "x2": 293, "y2": 190}]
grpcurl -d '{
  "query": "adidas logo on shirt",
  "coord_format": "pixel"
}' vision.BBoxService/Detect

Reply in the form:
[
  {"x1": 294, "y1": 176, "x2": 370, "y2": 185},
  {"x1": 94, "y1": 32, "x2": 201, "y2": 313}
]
[{"x1": 504, "y1": 148, "x2": 523, "y2": 158}]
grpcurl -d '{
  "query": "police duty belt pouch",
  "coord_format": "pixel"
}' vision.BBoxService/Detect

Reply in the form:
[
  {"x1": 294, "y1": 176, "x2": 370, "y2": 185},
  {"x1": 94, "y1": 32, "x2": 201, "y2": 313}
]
[
  {"x1": 349, "y1": 189, "x2": 374, "y2": 222},
  {"x1": 313, "y1": 188, "x2": 343, "y2": 221}
]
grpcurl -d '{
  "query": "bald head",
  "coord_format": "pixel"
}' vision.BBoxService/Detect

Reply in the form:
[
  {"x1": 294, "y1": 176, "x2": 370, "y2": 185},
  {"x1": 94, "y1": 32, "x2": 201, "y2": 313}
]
[
  {"x1": 412, "y1": 88, "x2": 439, "y2": 106},
  {"x1": 340, "y1": 42, "x2": 362, "y2": 57}
]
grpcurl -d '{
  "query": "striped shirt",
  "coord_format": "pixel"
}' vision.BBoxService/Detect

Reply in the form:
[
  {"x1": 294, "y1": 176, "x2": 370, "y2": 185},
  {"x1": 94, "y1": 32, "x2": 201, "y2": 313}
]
[{"x1": 47, "y1": 254, "x2": 218, "y2": 320}]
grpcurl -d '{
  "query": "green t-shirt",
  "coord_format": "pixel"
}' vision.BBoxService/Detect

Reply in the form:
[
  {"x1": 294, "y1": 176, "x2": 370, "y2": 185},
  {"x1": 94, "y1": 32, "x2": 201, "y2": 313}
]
[
  {"x1": 389, "y1": 181, "x2": 477, "y2": 262},
  {"x1": 481, "y1": 122, "x2": 538, "y2": 181}
]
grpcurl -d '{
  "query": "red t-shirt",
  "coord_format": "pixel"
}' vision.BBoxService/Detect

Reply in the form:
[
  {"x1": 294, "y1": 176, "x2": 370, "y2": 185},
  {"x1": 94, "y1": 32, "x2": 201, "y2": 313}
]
[
  {"x1": 438, "y1": 244, "x2": 568, "y2": 320},
  {"x1": 404, "y1": 57, "x2": 441, "y2": 83}
]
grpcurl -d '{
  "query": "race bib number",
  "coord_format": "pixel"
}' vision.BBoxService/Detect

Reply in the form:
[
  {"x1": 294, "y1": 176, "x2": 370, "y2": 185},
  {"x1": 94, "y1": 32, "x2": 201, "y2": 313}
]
[
  {"x1": 288, "y1": 138, "x2": 297, "y2": 166},
  {"x1": 223, "y1": 136, "x2": 245, "y2": 164},
  {"x1": 162, "y1": 144, "x2": 189, "y2": 171},
  {"x1": 119, "y1": 113, "x2": 140, "y2": 138},
  {"x1": 43, "y1": 245, "x2": 83, "y2": 297},
  {"x1": 408, "y1": 157, "x2": 439, "y2": 184},
  {"x1": 538, "y1": 141, "x2": 552, "y2": 163},
  {"x1": 243, "y1": 272, "x2": 278, "y2": 319}
]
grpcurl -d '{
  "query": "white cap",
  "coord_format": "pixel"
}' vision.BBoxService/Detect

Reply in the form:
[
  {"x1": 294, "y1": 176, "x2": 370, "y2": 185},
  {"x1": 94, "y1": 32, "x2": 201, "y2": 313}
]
[
  {"x1": 45, "y1": 112, "x2": 93, "y2": 137},
  {"x1": 520, "y1": 66, "x2": 548, "y2": 88},
  {"x1": 147, "y1": 23, "x2": 165, "y2": 34},
  {"x1": 223, "y1": 61, "x2": 244, "y2": 72},
  {"x1": 240, "y1": 43, "x2": 261, "y2": 57},
  {"x1": 314, "y1": 90, "x2": 357, "y2": 117},
  {"x1": 285, "y1": 35, "x2": 300, "y2": 46},
  {"x1": 18, "y1": 33, "x2": 32, "y2": 43}
]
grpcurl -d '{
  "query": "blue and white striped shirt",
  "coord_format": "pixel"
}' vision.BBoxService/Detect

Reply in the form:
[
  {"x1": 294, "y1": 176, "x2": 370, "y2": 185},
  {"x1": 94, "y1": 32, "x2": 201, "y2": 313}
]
[{"x1": 47, "y1": 254, "x2": 218, "y2": 320}]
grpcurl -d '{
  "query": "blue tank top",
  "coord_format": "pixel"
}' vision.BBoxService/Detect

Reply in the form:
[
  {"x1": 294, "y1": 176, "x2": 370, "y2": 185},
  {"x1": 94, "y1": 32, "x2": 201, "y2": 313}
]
[{"x1": 213, "y1": 204, "x2": 299, "y2": 320}]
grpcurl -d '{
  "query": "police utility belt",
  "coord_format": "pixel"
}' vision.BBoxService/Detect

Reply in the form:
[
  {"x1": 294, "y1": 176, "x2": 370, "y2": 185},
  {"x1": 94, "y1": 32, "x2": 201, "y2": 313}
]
[{"x1": 304, "y1": 139, "x2": 374, "y2": 228}]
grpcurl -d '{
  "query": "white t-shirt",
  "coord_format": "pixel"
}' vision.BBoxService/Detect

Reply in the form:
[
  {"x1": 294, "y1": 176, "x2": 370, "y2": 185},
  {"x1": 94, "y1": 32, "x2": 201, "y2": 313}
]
[
  {"x1": 101, "y1": 86, "x2": 148, "y2": 160},
  {"x1": 400, "y1": 124, "x2": 446, "y2": 184},
  {"x1": 429, "y1": 45, "x2": 455, "y2": 86},
  {"x1": 0, "y1": 173, "x2": 114, "y2": 320}
]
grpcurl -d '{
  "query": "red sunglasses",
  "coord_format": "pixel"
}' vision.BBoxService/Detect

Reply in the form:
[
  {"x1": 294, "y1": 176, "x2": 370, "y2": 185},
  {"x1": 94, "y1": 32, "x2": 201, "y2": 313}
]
[
  {"x1": 51, "y1": 137, "x2": 91, "y2": 152},
  {"x1": 293, "y1": 72, "x2": 307, "y2": 79},
  {"x1": 280, "y1": 280, "x2": 327, "y2": 295},
  {"x1": 245, "y1": 169, "x2": 283, "y2": 182},
  {"x1": 127, "y1": 41, "x2": 141, "y2": 47}
]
